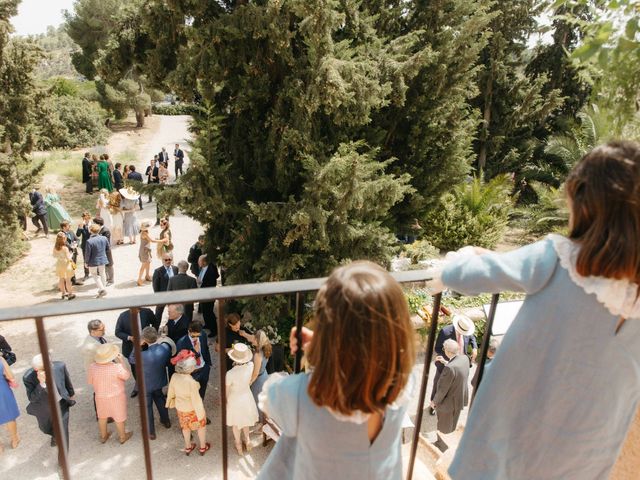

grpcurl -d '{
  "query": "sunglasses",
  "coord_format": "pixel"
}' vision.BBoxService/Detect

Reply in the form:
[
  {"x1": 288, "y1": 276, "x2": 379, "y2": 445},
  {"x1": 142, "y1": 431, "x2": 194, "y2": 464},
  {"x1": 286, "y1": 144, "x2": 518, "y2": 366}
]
[{"x1": 163, "y1": 258, "x2": 172, "y2": 262}]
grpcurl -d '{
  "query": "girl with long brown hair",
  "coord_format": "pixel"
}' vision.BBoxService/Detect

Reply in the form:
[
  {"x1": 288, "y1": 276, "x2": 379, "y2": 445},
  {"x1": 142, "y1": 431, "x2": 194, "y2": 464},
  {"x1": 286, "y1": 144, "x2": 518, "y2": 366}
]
[
  {"x1": 257, "y1": 261, "x2": 415, "y2": 479},
  {"x1": 53, "y1": 232, "x2": 75, "y2": 300},
  {"x1": 430, "y1": 141, "x2": 640, "y2": 480}
]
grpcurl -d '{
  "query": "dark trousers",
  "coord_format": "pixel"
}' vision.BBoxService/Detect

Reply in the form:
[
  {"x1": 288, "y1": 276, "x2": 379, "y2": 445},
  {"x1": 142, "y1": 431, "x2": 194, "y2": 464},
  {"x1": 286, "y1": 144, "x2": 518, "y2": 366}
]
[
  {"x1": 32, "y1": 214, "x2": 48, "y2": 235},
  {"x1": 138, "y1": 196, "x2": 143, "y2": 210},
  {"x1": 38, "y1": 400, "x2": 70, "y2": 448},
  {"x1": 191, "y1": 365, "x2": 210, "y2": 399},
  {"x1": 155, "y1": 305, "x2": 166, "y2": 324},
  {"x1": 145, "y1": 388, "x2": 169, "y2": 436},
  {"x1": 175, "y1": 161, "x2": 183, "y2": 176},
  {"x1": 85, "y1": 179, "x2": 93, "y2": 193},
  {"x1": 430, "y1": 362, "x2": 445, "y2": 401},
  {"x1": 184, "y1": 303, "x2": 194, "y2": 321},
  {"x1": 201, "y1": 302, "x2": 216, "y2": 337}
]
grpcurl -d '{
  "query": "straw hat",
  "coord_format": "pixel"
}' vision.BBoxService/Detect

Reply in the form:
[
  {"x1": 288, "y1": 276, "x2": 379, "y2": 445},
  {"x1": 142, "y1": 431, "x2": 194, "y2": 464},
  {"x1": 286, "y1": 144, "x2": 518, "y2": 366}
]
[
  {"x1": 140, "y1": 221, "x2": 151, "y2": 231},
  {"x1": 452, "y1": 314, "x2": 475, "y2": 337},
  {"x1": 119, "y1": 187, "x2": 140, "y2": 200},
  {"x1": 227, "y1": 343, "x2": 252, "y2": 364},
  {"x1": 94, "y1": 343, "x2": 119, "y2": 364}
]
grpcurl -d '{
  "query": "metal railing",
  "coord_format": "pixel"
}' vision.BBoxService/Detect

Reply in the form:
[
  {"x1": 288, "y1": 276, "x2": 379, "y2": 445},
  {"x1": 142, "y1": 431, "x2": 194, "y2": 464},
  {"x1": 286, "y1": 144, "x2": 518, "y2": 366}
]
[{"x1": 0, "y1": 270, "x2": 499, "y2": 480}]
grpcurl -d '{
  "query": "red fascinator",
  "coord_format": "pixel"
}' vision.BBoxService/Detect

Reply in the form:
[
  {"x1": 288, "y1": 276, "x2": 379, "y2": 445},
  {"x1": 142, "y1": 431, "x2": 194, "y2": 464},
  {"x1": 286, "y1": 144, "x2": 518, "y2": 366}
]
[{"x1": 170, "y1": 349, "x2": 195, "y2": 365}]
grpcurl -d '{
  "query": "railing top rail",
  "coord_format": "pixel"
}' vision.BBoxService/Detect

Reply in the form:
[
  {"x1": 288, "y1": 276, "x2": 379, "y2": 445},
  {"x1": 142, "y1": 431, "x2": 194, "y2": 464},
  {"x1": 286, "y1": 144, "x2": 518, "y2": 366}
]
[{"x1": 0, "y1": 269, "x2": 433, "y2": 322}]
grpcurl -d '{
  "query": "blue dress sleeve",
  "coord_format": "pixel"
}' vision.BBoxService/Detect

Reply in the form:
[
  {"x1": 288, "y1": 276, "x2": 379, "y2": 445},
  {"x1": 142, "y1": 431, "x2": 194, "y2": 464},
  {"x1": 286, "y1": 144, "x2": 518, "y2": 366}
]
[
  {"x1": 263, "y1": 374, "x2": 303, "y2": 437},
  {"x1": 441, "y1": 238, "x2": 558, "y2": 295}
]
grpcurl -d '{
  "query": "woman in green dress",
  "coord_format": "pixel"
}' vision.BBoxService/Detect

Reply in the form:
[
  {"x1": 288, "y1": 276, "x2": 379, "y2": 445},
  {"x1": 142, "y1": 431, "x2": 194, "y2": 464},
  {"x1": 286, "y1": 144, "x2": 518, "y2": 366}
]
[
  {"x1": 97, "y1": 155, "x2": 113, "y2": 192},
  {"x1": 43, "y1": 186, "x2": 72, "y2": 231}
]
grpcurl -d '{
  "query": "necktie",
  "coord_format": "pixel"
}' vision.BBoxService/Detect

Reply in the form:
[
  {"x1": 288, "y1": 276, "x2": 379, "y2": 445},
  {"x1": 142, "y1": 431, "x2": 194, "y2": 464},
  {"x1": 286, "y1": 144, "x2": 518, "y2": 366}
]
[
  {"x1": 456, "y1": 332, "x2": 464, "y2": 354},
  {"x1": 99, "y1": 337, "x2": 106, "y2": 344},
  {"x1": 166, "y1": 267, "x2": 173, "y2": 278}
]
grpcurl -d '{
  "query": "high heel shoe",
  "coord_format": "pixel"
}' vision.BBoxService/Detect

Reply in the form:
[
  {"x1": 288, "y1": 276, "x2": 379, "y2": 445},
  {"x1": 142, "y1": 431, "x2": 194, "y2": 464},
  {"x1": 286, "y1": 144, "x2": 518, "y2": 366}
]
[
  {"x1": 137, "y1": 280, "x2": 144, "y2": 286},
  {"x1": 199, "y1": 442, "x2": 211, "y2": 456},
  {"x1": 61, "y1": 293, "x2": 67, "y2": 299},
  {"x1": 181, "y1": 442, "x2": 196, "y2": 456},
  {"x1": 235, "y1": 441, "x2": 243, "y2": 455},
  {"x1": 119, "y1": 431, "x2": 133, "y2": 444}
]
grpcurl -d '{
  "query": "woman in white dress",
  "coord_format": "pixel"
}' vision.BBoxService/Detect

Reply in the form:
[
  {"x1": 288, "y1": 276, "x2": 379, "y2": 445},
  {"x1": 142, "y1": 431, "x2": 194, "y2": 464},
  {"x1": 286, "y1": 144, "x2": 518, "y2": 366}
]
[
  {"x1": 96, "y1": 189, "x2": 112, "y2": 230},
  {"x1": 226, "y1": 343, "x2": 259, "y2": 455},
  {"x1": 109, "y1": 191, "x2": 124, "y2": 245}
]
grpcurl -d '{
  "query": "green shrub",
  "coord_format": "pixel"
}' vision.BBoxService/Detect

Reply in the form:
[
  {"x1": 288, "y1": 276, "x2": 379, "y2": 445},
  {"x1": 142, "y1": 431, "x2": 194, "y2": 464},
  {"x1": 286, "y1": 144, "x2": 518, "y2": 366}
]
[
  {"x1": 403, "y1": 240, "x2": 440, "y2": 264},
  {"x1": 514, "y1": 181, "x2": 569, "y2": 235},
  {"x1": 424, "y1": 175, "x2": 514, "y2": 251},
  {"x1": 35, "y1": 95, "x2": 110, "y2": 149},
  {"x1": 152, "y1": 103, "x2": 201, "y2": 116}
]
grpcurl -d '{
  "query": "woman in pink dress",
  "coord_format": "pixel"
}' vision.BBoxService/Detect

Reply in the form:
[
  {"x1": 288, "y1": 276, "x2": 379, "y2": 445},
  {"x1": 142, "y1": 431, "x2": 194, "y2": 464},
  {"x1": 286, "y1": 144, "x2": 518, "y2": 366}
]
[{"x1": 88, "y1": 343, "x2": 133, "y2": 444}]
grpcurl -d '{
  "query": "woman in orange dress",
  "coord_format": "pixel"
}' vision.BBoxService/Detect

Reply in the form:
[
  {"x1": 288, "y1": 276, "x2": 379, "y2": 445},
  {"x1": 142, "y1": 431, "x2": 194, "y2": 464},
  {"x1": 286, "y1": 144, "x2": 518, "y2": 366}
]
[{"x1": 88, "y1": 343, "x2": 133, "y2": 444}]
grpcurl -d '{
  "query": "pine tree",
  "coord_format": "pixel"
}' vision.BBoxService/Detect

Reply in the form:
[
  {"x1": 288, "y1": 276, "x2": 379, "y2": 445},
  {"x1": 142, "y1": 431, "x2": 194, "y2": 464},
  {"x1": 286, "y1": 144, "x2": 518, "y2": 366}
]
[{"x1": 0, "y1": 1, "x2": 43, "y2": 272}]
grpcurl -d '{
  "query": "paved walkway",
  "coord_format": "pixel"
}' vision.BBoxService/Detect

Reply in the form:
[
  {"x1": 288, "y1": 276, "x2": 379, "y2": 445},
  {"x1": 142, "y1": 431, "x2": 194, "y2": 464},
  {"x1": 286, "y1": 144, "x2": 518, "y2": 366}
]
[{"x1": 0, "y1": 115, "x2": 272, "y2": 479}]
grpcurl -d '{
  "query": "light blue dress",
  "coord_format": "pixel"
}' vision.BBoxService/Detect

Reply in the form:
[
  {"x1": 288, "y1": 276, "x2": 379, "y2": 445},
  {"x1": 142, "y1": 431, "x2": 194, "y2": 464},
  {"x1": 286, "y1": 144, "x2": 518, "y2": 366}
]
[
  {"x1": 443, "y1": 236, "x2": 640, "y2": 480},
  {"x1": 257, "y1": 373, "x2": 406, "y2": 480},
  {"x1": 0, "y1": 360, "x2": 20, "y2": 425},
  {"x1": 251, "y1": 351, "x2": 269, "y2": 423}
]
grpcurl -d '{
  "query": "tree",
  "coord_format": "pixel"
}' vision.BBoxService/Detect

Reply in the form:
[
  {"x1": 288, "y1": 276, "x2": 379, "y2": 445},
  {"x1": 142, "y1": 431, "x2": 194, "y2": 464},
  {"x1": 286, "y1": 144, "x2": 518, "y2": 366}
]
[{"x1": 0, "y1": 1, "x2": 42, "y2": 271}]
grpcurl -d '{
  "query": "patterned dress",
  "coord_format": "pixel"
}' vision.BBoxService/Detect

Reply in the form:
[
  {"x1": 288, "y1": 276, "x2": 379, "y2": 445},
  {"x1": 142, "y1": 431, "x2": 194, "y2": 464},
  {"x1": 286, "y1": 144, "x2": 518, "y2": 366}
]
[{"x1": 88, "y1": 362, "x2": 130, "y2": 422}]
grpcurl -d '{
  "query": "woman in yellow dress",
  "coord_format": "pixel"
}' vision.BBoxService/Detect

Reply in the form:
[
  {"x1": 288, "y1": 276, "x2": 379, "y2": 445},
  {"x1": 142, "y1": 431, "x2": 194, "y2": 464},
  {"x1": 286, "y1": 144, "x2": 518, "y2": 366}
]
[{"x1": 53, "y1": 232, "x2": 76, "y2": 300}]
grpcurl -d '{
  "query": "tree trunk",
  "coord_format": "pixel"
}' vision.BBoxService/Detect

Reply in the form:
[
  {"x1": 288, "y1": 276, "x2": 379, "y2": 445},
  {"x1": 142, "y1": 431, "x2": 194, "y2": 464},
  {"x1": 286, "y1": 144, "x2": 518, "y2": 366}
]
[
  {"x1": 478, "y1": 68, "x2": 493, "y2": 176},
  {"x1": 135, "y1": 111, "x2": 145, "y2": 128}
]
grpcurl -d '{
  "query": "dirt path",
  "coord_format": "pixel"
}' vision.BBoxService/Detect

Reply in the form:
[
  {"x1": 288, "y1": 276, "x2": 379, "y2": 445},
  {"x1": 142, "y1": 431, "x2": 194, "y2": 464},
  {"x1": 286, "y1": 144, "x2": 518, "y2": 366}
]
[{"x1": 0, "y1": 116, "x2": 271, "y2": 479}]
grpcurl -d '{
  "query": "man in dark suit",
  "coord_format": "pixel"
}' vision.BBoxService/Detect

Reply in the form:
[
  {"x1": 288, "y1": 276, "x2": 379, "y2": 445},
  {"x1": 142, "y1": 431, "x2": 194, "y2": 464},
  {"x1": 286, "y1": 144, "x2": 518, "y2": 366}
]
[
  {"x1": 127, "y1": 165, "x2": 144, "y2": 210},
  {"x1": 167, "y1": 260, "x2": 198, "y2": 319},
  {"x1": 196, "y1": 254, "x2": 219, "y2": 337},
  {"x1": 115, "y1": 307, "x2": 158, "y2": 397},
  {"x1": 430, "y1": 314, "x2": 477, "y2": 412},
  {"x1": 187, "y1": 235, "x2": 204, "y2": 276},
  {"x1": 29, "y1": 187, "x2": 49, "y2": 237},
  {"x1": 93, "y1": 217, "x2": 114, "y2": 285},
  {"x1": 136, "y1": 327, "x2": 174, "y2": 439},
  {"x1": 76, "y1": 212, "x2": 92, "y2": 280},
  {"x1": 431, "y1": 339, "x2": 469, "y2": 452},
  {"x1": 82, "y1": 152, "x2": 93, "y2": 193},
  {"x1": 174, "y1": 143, "x2": 184, "y2": 177},
  {"x1": 158, "y1": 147, "x2": 170, "y2": 167},
  {"x1": 166, "y1": 304, "x2": 190, "y2": 344},
  {"x1": 145, "y1": 158, "x2": 159, "y2": 203},
  {"x1": 152, "y1": 252, "x2": 179, "y2": 323},
  {"x1": 176, "y1": 322, "x2": 211, "y2": 401},
  {"x1": 113, "y1": 162, "x2": 124, "y2": 191},
  {"x1": 23, "y1": 355, "x2": 76, "y2": 448}
]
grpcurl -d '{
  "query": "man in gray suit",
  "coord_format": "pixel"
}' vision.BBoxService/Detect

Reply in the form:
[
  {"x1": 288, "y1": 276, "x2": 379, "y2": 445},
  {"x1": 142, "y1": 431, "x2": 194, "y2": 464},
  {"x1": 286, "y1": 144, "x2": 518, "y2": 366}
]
[
  {"x1": 167, "y1": 260, "x2": 197, "y2": 320},
  {"x1": 431, "y1": 339, "x2": 469, "y2": 452}
]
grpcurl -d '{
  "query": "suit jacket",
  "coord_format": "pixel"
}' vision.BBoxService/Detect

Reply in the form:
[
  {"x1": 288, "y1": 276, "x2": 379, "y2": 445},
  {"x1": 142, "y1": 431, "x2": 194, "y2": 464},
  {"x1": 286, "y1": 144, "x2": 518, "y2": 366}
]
[
  {"x1": 76, "y1": 223, "x2": 91, "y2": 252},
  {"x1": 435, "y1": 324, "x2": 477, "y2": 366},
  {"x1": 140, "y1": 342, "x2": 173, "y2": 392},
  {"x1": 99, "y1": 226, "x2": 113, "y2": 265},
  {"x1": 82, "y1": 157, "x2": 92, "y2": 183},
  {"x1": 145, "y1": 165, "x2": 159, "y2": 184},
  {"x1": 167, "y1": 315, "x2": 190, "y2": 344},
  {"x1": 128, "y1": 171, "x2": 143, "y2": 182},
  {"x1": 152, "y1": 265, "x2": 179, "y2": 293},
  {"x1": 158, "y1": 150, "x2": 170, "y2": 164},
  {"x1": 85, "y1": 234, "x2": 110, "y2": 267},
  {"x1": 199, "y1": 263, "x2": 219, "y2": 288},
  {"x1": 23, "y1": 361, "x2": 76, "y2": 432},
  {"x1": 176, "y1": 331, "x2": 211, "y2": 367},
  {"x1": 174, "y1": 148, "x2": 184, "y2": 162},
  {"x1": 167, "y1": 273, "x2": 197, "y2": 316},
  {"x1": 187, "y1": 243, "x2": 202, "y2": 276},
  {"x1": 29, "y1": 191, "x2": 47, "y2": 216},
  {"x1": 113, "y1": 169, "x2": 124, "y2": 190},
  {"x1": 433, "y1": 354, "x2": 469, "y2": 434},
  {"x1": 115, "y1": 308, "x2": 158, "y2": 358}
]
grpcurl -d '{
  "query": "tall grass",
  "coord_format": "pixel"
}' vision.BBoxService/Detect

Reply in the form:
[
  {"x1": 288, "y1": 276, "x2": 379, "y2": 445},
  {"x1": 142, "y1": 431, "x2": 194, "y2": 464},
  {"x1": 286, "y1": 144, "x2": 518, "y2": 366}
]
[{"x1": 40, "y1": 151, "x2": 83, "y2": 182}]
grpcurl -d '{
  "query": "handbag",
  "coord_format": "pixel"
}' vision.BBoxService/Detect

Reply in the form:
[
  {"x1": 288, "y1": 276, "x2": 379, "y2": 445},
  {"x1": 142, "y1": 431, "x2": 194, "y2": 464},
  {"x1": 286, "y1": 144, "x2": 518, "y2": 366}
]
[
  {"x1": 69, "y1": 260, "x2": 77, "y2": 270},
  {"x1": 1, "y1": 348, "x2": 16, "y2": 365}
]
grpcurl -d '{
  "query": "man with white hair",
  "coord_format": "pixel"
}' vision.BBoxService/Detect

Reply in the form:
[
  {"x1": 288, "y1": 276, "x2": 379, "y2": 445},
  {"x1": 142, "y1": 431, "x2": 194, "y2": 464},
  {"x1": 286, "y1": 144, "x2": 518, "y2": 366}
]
[
  {"x1": 430, "y1": 338, "x2": 470, "y2": 451},
  {"x1": 23, "y1": 354, "x2": 75, "y2": 448},
  {"x1": 430, "y1": 314, "x2": 477, "y2": 414}
]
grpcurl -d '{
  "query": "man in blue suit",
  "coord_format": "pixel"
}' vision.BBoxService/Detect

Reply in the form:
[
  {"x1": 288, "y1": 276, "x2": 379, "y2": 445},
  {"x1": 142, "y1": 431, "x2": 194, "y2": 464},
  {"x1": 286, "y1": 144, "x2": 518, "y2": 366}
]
[
  {"x1": 429, "y1": 315, "x2": 477, "y2": 414},
  {"x1": 176, "y1": 322, "x2": 211, "y2": 401},
  {"x1": 135, "y1": 327, "x2": 175, "y2": 439}
]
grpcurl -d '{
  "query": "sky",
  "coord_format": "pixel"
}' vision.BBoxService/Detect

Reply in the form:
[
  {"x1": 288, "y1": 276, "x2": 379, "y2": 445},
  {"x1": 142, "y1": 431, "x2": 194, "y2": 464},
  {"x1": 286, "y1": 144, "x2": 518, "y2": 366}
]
[{"x1": 11, "y1": 0, "x2": 75, "y2": 36}]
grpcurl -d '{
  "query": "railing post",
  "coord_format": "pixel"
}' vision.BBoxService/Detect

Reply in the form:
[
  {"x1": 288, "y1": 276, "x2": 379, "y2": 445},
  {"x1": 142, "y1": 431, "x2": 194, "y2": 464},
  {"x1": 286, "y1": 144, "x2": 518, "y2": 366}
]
[
  {"x1": 35, "y1": 316, "x2": 71, "y2": 480},
  {"x1": 217, "y1": 299, "x2": 228, "y2": 480},
  {"x1": 471, "y1": 293, "x2": 500, "y2": 404},
  {"x1": 294, "y1": 292, "x2": 305, "y2": 374},
  {"x1": 407, "y1": 293, "x2": 442, "y2": 480},
  {"x1": 130, "y1": 307, "x2": 153, "y2": 480}
]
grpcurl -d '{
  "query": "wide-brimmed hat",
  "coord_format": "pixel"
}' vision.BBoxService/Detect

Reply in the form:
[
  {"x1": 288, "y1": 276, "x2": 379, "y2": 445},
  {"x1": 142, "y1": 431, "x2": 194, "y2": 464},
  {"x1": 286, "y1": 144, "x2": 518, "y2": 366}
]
[
  {"x1": 452, "y1": 314, "x2": 475, "y2": 337},
  {"x1": 119, "y1": 187, "x2": 140, "y2": 200},
  {"x1": 227, "y1": 343, "x2": 252, "y2": 364},
  {"x1": 94, "y1": 343, "x2": 119, "y2": 364},
  {"x1": 140, "y1": 221, "x2": 151, "y2": 231}
]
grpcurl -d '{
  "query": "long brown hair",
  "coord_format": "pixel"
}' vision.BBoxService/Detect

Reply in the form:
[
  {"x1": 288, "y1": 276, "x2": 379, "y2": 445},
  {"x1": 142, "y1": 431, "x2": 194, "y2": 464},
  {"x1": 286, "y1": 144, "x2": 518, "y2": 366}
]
[
  {"x1": 306, "y1": 261, "x2": 415, "y2": 415},
  {"x1": 54, "y1": 232, "x2": 67, "y2": 251},
  {"x1": 566, "y1": 141, "x2": 640, "y2": 283}
]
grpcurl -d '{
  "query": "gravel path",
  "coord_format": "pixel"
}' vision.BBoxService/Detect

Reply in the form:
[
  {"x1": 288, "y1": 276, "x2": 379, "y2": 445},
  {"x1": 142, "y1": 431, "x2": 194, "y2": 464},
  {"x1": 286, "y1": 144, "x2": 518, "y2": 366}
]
[{"x1": 0, "y1": 115, "x2": 272, "y2": 479}]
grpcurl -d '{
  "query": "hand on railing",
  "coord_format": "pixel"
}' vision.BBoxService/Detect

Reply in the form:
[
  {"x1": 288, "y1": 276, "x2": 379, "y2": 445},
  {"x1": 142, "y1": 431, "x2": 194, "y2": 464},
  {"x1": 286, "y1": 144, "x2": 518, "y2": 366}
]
[{"x1": 290, "y1": 327, "x2": 313, "y2": 354}]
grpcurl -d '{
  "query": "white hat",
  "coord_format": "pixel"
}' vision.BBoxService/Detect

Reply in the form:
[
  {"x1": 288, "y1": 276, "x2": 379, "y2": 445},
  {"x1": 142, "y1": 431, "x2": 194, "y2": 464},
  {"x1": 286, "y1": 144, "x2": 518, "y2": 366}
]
[
  {"x1": 227, "y1": 343, "x2": 252, "y2": 364},
  {"x1": 119, "y1": 187, "x2": 140, "y2": 200},
  {"x1": 452, "y1": 314, "x2": 475, "y2": 336},
  {"x1": 94, "y1": 343, "x2": 119, "y2": 364}
]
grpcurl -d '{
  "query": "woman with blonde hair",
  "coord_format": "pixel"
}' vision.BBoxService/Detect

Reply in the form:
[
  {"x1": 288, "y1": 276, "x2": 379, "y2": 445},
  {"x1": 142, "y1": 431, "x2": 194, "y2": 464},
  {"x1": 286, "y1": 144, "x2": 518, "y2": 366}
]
[
  {"x1": 109, "y1": 190, "x2": 124, "y2": 245},
  {"x1": 96, "y1": 188, "x2": 112, "y2": 230},
  {"x1": 156, "y1": 217, "x2": 173, "y2": 259},
  {"x1": 250, "y1": 330, "x2": 271, "y2": 424},
  {"x1": 227, "y1": 343, "x2": 259, "y2": 455},
  {"x1": 137, "y1": 221, "x2": 160, "y2": 286},
  {"x1": 166, "y1": 350, "x2": 210, "y2": 456},
  {"x1": 88, "y1": 343, "x2": 133, "y2": 444},
  {"x1": 53, "y1": 232, "x2": 76, "y2": 300},
  {"x1": 43, "y1": 186, "x2": 71, "y2": 231}
]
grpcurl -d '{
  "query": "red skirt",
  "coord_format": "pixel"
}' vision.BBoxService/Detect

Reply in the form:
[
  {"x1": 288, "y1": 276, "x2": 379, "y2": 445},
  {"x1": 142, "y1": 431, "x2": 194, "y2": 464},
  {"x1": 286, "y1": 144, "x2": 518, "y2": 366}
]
[{"x1": 177, "y1": 410, "x2": 205, "y2": 431}]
